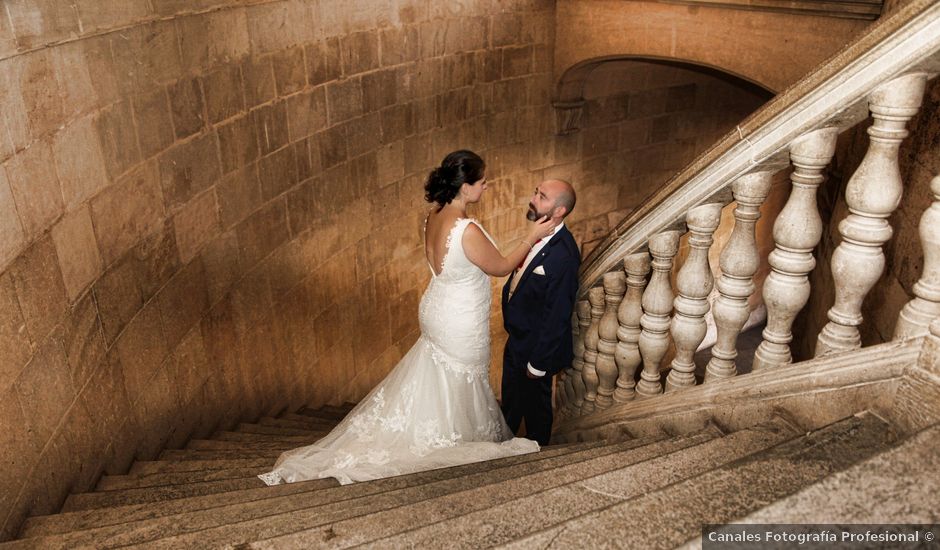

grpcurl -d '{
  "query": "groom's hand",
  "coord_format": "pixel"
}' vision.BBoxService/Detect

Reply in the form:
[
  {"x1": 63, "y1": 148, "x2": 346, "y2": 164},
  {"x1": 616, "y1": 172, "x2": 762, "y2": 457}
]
[{"x1": 526, "y1": 370, "x2": 539, "y2": 379}]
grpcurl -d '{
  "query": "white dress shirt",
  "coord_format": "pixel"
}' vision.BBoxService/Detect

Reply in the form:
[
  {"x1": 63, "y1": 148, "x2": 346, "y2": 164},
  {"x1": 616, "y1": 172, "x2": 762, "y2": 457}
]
[{"x1": 510, "y1": 222, "x2": 565, "y2": 378}]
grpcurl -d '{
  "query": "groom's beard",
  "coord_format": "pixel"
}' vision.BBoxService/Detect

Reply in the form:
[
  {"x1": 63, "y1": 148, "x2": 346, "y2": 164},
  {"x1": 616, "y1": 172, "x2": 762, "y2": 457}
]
[{"x1": 526, "y1": 203, "x2": 550, "y2": 222}]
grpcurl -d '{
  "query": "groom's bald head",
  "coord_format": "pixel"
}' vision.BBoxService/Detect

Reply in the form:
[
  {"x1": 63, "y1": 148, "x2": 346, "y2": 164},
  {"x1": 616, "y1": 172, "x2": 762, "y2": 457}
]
[
  {"x1": 544, "y1": 179, "x2": 576, "y2": 219},
  {"x1": 528, "y1": 179, "x2": 576, "y2": 223}
]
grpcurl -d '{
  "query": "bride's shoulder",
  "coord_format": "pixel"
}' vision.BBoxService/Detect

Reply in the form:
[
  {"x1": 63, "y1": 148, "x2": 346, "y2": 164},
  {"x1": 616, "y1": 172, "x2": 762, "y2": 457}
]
[
  {"x1": 461, "y1": 217, "x2": 484, "y2": 233},
  {"x1": 461, "y1": 218, "x2": 495, "y2": 246}
]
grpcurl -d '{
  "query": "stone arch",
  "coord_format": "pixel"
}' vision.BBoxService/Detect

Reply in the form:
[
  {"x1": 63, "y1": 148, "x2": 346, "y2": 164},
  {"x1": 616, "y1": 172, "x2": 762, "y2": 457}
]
[
  {"x1": 552, "y1": 56, "x2": 774, "y2": 135},
  {"x1": 552, "y1": 0, "x2": 870, "y2": 117}
]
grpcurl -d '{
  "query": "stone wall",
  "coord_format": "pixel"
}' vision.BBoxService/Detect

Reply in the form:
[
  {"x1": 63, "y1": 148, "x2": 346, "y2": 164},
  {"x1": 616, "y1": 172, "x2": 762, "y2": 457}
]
[
  {"x1": 793, "y1": 78, "x2": 940, "y2": 359},
  {"x1": 0, "y1": 0, "x2": 559, "y2": 537},
  {"x1": 554, "y1": 0, "x2": 872, "y2": 93}
]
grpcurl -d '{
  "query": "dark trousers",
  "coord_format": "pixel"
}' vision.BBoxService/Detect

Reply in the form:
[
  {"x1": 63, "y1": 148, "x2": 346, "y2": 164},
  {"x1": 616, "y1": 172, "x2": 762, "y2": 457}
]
[{"x1": 501, "y1": 345, "x2": 553, "y2": 446}]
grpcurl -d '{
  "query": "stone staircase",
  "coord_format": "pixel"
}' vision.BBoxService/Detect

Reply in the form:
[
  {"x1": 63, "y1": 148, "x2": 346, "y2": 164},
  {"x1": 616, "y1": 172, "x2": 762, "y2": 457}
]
[{"x1": 2, "y1": 399, "x2": 937, "y2": 548}]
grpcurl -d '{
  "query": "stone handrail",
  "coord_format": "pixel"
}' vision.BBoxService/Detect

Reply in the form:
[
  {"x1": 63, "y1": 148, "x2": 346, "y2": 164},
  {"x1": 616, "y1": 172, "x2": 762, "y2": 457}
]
[{"x1": 554, "y1": 0, "x2": 940, "y2": 419}]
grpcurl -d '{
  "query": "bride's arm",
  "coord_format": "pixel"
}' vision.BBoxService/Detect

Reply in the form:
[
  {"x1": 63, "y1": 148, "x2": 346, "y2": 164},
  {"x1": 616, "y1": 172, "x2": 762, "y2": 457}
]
[{"x1": 463, "y1": 218, "x2": 554, "y2": 277}]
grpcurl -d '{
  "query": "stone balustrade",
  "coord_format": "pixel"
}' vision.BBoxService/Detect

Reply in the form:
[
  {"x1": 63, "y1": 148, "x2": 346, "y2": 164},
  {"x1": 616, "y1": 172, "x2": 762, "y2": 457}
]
[{"x1": 559, "y1": 53, "x2": 940, "y2": 421}]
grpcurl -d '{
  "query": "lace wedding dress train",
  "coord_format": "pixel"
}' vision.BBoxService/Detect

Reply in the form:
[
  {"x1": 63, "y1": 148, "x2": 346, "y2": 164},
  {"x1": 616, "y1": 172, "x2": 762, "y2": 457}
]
[{"x1": 259, "y1": 218, "x2": 539, "y2": 486}]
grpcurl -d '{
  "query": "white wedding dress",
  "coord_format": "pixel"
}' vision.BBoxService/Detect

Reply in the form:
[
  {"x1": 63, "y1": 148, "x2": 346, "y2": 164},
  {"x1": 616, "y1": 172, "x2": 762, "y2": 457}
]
[{"x1": 259, "y1": 218, "x2": 539, "y2": 486}]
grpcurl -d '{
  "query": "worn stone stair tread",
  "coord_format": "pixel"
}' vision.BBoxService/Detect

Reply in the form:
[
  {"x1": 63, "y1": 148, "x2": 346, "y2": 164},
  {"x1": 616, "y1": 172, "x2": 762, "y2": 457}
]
[
  {"x1": 128, "y1": 457, "x2": 274, "y2": 476},
  {"x1": 60, "y1": 476, "x2": 271, "y2": 513},
  {"x1": 184, "y1": 438, "x2": 318, "y2": 452},
  {"x1": 301, "y1": 404, "x2": 355, "y2": 418},
  {"x1": 17, "y1": 440, "x2": 604, "y2": 539},
  {"x1": 360, "y1": 416, "x2": 802, "y2": 549},
  {"x1": 106, "y1": 432, "x2": 693, "y2": 549},
  {"x1": 672, "y1": 422, "x2": 940, "y2": 550},
  {"x1": 295, "y1": 408, "x2": 349, "y2": 422},
  {"x1": 157, "y1": 448, "x2": 283, "y2": 461},
  {"x1": 250, "y1": 417, "x2": 801, "y2": 549},
  {"x1": 235, "y1": 423, "x2": 323, "y2": 436},
  {"x1": 15, "y1": 441, "x2": 605, "y2": 545},
  {"x1": 265, "y1": 414, "x2": 333, "y2": 428},
  {"x1": 732, "y1": 421, "x2": 940, "y2": 524},
  {"x1": 211, "y1": 431, "x2": 322, "y2": 443},
  {"x1": 279, "y1": 412, "x2": 336, "y2": 426},
  {"x1": 498, "y1": 412, "x2": 896, "y2": 550},
  {"x1": 258, "y1": 417, "x2": 331, "y2": 431},
  {"x1": 96, "y1": 467, "x2": 269, "y2": 491}
]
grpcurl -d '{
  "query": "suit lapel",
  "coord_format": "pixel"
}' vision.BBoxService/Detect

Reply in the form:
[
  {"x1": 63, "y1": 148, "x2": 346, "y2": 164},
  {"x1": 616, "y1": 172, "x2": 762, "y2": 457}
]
[{"x1": 510, "y1": 227, "x2": 569, "y2": 299}]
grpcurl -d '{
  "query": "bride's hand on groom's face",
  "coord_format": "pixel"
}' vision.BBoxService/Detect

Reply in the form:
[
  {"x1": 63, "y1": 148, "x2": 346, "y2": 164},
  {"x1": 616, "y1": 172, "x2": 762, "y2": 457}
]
[{"x1": 528, "y1": 215, "x2": 556, "y2": 242}]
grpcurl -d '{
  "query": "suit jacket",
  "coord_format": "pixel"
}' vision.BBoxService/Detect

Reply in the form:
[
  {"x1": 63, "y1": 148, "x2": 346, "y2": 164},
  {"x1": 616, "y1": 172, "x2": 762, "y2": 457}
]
[{"x1": 501, "y1": 225, "x2": 580, "y2": 376}]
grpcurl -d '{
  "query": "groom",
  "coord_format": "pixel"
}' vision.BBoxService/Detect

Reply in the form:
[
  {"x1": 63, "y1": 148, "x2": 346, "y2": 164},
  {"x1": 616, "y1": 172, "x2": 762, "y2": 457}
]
[{"x1": 501, "y1": 179, "x2": 580, "y2": 446}]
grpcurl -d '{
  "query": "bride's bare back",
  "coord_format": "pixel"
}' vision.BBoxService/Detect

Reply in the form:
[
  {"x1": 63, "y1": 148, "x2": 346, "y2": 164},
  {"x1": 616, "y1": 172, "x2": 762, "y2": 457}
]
[{"x1": 424, "y1": 208, "x2": 463, "y2": 276}]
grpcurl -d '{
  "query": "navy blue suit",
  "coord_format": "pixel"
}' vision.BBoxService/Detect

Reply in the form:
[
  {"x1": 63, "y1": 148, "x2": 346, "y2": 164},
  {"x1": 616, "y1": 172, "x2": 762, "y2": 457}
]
[{"x1": 501, "y1": 225, "x2": 580, "y2": 445}]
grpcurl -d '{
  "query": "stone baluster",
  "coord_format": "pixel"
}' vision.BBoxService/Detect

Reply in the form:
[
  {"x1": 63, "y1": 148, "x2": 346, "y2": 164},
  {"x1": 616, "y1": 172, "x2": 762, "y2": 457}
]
[
  {"x1": 753, "y1": 128, "x2": 839, "y2": 370},
  {"x1": 895, "y1": 175, "x2": 940, "y2": 339},
  {"x1": 636, "y1": 230, "x2": 681, "y2": 398},
  {"x1": 554, "y1": 370, "x2": 567, "y2": 414},
  {"x1": 595, "y1": 272, "x2": 626, "y2": 408},
  {"x1": 555, "y1": 374, "x2": 574, "y2": 417},
  {"x1": 580, "y1": 287, "x2": 605, "y2": 414},
  {"x1": 666, "y1": 203, "x2": 723, "y2": 391},
  {"x1": 705, "y1": 172, "x2": 773, "y2": 382},
  {"x1": 614, "y1": 253, "x2": 651, "y2": 402},
  {"x1": 569, "y1": 300, "x2": 590, "y2": 415},
  {"x1": 558, "y1": 311, "x2": 579, "y2": 417},
  {"x1": 816, "y1": 72, "x2": 927, "y2": 356}
]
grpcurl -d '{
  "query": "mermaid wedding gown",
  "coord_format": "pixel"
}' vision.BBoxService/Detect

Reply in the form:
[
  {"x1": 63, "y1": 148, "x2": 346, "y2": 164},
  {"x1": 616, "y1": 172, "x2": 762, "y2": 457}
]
[{"x1": 259, "y1": 218, "x2": 539, "y2": 485}]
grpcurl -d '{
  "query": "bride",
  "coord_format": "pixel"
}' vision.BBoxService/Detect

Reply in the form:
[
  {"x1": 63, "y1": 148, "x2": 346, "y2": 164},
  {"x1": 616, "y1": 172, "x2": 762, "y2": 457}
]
[{"x1": 259, "y1": 150, "x2": 556, "y2": 485}]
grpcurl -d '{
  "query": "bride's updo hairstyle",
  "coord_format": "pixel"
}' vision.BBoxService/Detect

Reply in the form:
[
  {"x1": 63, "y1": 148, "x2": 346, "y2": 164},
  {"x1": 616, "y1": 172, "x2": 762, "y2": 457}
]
[{"x1": 424, "y1": 150, "x2": 485, "y2": 208}]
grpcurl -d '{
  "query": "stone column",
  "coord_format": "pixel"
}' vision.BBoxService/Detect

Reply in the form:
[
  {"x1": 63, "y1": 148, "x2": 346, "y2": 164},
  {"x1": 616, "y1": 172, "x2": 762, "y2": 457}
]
[
  {"x1": 569, "y1": 300, "x2": 590, "y2": 415},
  {"x1": 753, "y1": 128, "x2": 838, "y2": 370},
  {"x1": 580, "y1": 287, "x2": 605, "y2": 414},
  {"x1": 614, "y1": 253, "x2": 651, "y2": 403},
  {"x1": 817, "y1": 72, "x2": 927, "y2": 356},
  {"x1": 666, "y1": 202, "x2": 723, "y2": 391},
  {"x1": 895, "y1": 175, "x2": 940, "y2": 340},
  {"x1": 705, "y1": 171, "x2": 773, "y2": 382},
  {"x1": 636, "y1": 230, "x2": 681, "y2": 398},
  {"x1": 595, "y1": 272, "x2": 626, "y2": 409}
]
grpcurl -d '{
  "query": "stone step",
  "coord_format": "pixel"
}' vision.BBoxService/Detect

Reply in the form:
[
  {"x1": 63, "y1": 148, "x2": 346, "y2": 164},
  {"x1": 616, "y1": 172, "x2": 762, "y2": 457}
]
[
  {"x1": 725, "y1": 421, "x2": 940, "y2": 525},
  {"x1": 184, "y1": 438, "x2": 318, "y2": 452},
  {"x1": 92, "y1": 432, "x2": 689, "y2": 549},
  {"x1": 157, "y1": 448, "x2": 283, "y2": 461},
  {"x1": 61, "y1": 476, "x2": 270, "y2": 514},
  {"x1": 361, "y1": 416, "x2": 802, "y2": 549},
  {"x1": 18, "y1": 477, "x2": 339, "y2": 541},
  {"x1": 95, "y1": 466, "x2": 268, "y2": 492},
  {"x1": 235, "y1": 423, "x2": 320, "y2": 437},
  {"x1": 258, "y1": 417, "x2": 331, "y2": 431},
  {"x1": 499, "y1": 412, "x2": 896, "y2": 550},
  {"x1": 128, "y1": 457, "x2": 274, "y2": 476},
  {"x1": 279, "y1": 412, "x2": 336, "y2": 427},
  {"x1": 295, "y1": 409, "x2": 346, "y2": 422},
  {"x1": 211, "y1": 431, "x2": 321, "y2": 444},
  {"x1": 297, "y1": 404, "x2": 354, "y2": 421},
  {"x1": 246, "y1": 421, "x2": 796, "y2": 548},
  {"x1": 18, "y1": 441, "x2": 603, "y2": 539}
]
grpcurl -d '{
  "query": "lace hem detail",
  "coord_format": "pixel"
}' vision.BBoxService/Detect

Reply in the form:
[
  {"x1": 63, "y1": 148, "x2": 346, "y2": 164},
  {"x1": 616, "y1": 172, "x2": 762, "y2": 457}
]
[
  {"x1": 349, "y1": 382, "x2": 418, "y2": 441},
  {"x1": 424, "y1": 337, "x2": 488, "y2": 383},
  {"x1": 411, "y1": 420, "x2": 462, "y2": 456},
  {"x1": 258, "y1": 471, "x2": 283, "y2": 486}
]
